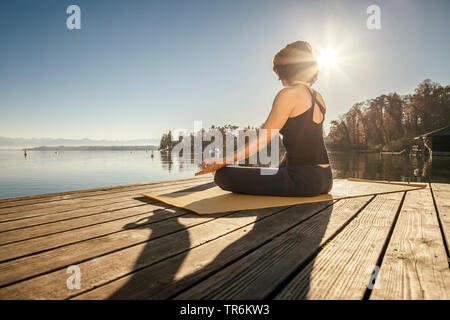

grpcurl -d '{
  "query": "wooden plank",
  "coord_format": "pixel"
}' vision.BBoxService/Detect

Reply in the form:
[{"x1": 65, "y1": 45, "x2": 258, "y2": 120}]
[
  {"x1": 370, "y1": 188, "x2": 450, "y2": 299},
  {"x1": 71, "y1": 201, "x2": 337, "y2": 300},
  {"x1": 430, "y1": 183, "x2": 450, "y2": 255},
  {"x1": 0, "y1": 203, "x2": 313, "y2": 299},
  {"x1": 0, "y1": 207, "x2": 232, "y2": 287},
  {"x1": 0, "y1": 176, "x2": 212, "y2": 215},
  {"x1": 0, "y1": 204, "x2": 190, "y2": 260},
  {"x1": 0, "y1": 199, "x2": 148, "y2": 234},
  {"x1": 0, "y1": 178, "x2": 213, "y2": 223},
  {"x1": 0, "y1": 175, "x2": 213, "y2": 207},
  {"x1": 174, "y1": 196, "x2": 373, "y2": 299},
  {"x1": 0, "y1": 201, "x2": 173, "y2": 245},
  {"x1": 0, "y1": 180, "x2": 215, "y2": 241},
  {"x1": 275, "y1": 192, "x2": 404, "y2": 300},
  {"x1": 347, "y1": 178, "x2": 426, "y2": 188},
  {"x1": 0, "y1": 177, "x2": 208, "y2": 204},
  {"x1": 0, "y1": 177, "x2": 213, "y2": 219}
]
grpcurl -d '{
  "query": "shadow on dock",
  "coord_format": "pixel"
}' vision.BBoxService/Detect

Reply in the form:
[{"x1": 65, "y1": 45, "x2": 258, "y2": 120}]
[{"x1": 107, "y1": 181, "x2": 334, "y2": 300}]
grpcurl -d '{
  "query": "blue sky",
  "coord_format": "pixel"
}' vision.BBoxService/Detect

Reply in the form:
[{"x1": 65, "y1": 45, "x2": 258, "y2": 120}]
[{"x1": 0, "y1": 0, "x2": 449, "y2": 141}]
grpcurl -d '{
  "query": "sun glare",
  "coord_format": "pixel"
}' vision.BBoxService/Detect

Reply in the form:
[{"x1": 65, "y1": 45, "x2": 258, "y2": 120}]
[{"x1": 317, "y1": 49, "x2": 340, "y2": 70}]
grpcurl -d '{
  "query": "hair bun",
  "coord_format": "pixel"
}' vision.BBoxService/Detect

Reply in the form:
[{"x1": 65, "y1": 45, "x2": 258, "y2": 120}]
[
  {"x1": 287, "y1": 41, "x2": 313, "y2": 53},
  {"x1": 273, "y1": 40, "x2": 318, "y2": 85}
]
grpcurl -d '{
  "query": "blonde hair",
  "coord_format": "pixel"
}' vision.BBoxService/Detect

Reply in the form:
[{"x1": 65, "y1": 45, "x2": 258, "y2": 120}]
[{"x1": 272, "y1": 41, "x2": 319, "y2": 86}]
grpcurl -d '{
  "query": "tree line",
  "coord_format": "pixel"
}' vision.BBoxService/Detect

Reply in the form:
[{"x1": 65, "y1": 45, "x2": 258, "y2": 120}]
[
  {"x1": 159, "y1": 124, "x2": 285, "y2": 164},
  {"x1": 327, "y1": 79, "x2": 449, "y2": 151},
  {"x1": 159, "y1": 79, "x2": 449, "y2": 154}
]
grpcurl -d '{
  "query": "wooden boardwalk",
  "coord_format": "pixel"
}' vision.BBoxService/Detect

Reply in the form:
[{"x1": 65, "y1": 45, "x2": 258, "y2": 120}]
[{"x1": 0, "y1": 176, "x2": 449, "y2": 300}]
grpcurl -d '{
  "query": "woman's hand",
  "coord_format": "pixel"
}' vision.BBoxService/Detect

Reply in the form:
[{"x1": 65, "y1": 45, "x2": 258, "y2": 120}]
[{"x1": 194, "y1": 158, "x2": 226, "y2": 176}]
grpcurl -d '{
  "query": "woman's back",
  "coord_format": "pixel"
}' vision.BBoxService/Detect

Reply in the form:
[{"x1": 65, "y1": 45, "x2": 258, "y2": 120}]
[{"x1": 279, "y1": 86, "x2": 330, "y2": 166}]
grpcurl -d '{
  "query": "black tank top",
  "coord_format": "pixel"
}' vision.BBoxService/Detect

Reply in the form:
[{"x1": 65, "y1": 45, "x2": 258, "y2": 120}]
[{"x1": 279, "y1": 88, "x2": 330, "y2": 166}]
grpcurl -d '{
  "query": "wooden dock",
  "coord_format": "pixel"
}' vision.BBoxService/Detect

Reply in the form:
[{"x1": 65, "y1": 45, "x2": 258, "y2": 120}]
[{"x1": 0, "y1": 176, "x2": 449, "y2": 300}]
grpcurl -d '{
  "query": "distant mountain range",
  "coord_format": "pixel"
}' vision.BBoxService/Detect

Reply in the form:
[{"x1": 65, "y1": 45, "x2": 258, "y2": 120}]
[
  {"x1": 28, "y1": 145, "x2": 159, "y2": 151},
  {"x1": 0, "y1": 136, "x2": 159, "y2": 150}
]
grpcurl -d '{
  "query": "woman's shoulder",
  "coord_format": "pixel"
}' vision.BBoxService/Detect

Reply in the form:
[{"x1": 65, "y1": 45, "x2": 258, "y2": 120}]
[
  {"x1": 274, "y1": 86, "x2": 326, "y2": 112},
  {"x1": 276, "y1": 85, "x2": 311, "y2": 101}
]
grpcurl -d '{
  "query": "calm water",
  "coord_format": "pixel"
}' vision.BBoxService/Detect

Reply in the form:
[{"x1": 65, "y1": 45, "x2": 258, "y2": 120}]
[{"x1": 0, "y1": 150, "x2": 449, "y2": 199}]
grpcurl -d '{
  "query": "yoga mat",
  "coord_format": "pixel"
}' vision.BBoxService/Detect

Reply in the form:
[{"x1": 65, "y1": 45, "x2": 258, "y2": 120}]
[{"x1": 142, "y1": 178, "x2": 426, "y2": 215}]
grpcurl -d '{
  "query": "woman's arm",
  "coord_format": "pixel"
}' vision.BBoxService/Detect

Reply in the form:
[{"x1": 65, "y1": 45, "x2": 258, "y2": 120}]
[
  {"x1": 222, "y1": 88, "x2": 294, "y2": 164},
  {"x1": 195, "y1": 88, "x2": 296, "y2": 175}
]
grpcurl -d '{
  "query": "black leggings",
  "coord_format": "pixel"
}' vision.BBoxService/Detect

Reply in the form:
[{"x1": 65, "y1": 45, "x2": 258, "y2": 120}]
[{"x1": 214, "y1": 163, "x2": 333, "y2": 197}]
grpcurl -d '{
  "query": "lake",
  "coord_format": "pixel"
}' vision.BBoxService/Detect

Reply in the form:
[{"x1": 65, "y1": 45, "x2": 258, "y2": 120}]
[{"x1": 0, "y1": 150, "x2": 449, "y2": 199}]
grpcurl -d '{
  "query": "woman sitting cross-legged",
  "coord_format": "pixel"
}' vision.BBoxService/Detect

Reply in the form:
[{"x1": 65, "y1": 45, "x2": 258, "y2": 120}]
[{"x1": 195, "y1": 41, "x2": 333, "y2": 197}]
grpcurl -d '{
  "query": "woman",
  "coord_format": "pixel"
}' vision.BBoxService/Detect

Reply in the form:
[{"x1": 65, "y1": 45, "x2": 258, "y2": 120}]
[{"x1": 195, "y1": 41, "x2": 333, "y2": 197}]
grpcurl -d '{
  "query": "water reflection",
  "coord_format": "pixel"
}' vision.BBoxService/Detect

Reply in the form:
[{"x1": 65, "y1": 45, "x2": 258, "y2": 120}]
[
  {"x1": 0, "y1": 150, "x2": 449, "y2": 199},
  {"x1": 160, "y1": 151, "x2": 173, "y2": 173},
  {"x1": 329, "y1": 152, "x2": 449, "y2": 183}
]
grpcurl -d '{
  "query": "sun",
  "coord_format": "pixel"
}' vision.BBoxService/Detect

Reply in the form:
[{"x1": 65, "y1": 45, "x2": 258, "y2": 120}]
[{"x1": 316, "y1": 49, "x2": 340, "y2": 70}]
